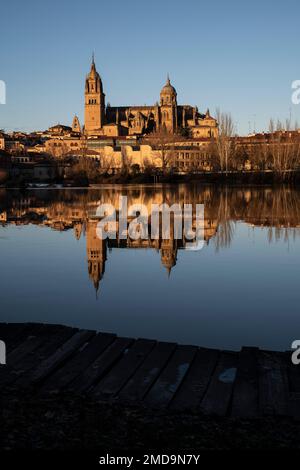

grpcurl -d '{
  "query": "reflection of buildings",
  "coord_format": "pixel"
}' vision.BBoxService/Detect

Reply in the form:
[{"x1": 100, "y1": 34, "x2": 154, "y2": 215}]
[{"x1": 2, "y1": 185, "x2": 300, "y2": 294}]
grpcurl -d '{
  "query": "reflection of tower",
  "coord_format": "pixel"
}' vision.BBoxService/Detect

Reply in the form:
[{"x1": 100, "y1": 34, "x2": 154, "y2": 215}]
[
  {"x1": 86, "y1": 220, "x2": 107, "y2": 293},
  {"x1": 160, "y1": 216, "x2": 177, "y2": 276}
]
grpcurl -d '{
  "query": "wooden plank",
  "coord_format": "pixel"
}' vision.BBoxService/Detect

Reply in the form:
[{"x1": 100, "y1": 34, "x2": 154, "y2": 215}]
[
  {"x1": 0, "y1": 322, "x2": 30, "y2": 340},
  {"x1": 287, "y1": 392, "x2": 300, "y2": 420},
  {"x1": 0, "y1": 323, "x2": 28, "y2": 352},
  {"x1": 231, "y1": 347, "x2": 259, "y2": 417},
  {"x1": 7, "y1": 324, "x2": 60, "y2": 364},
  {"x1": 286, "y1": 350, "x2": 300, "y2": 392},
  {"x1": 0, "y1": 325, "x2": 49, "y2": 375},
  {"x1": 200, "y1": 351, "x2": 238, "y2": 416},
  {"x1": 40, "y1": 333, "x2": 116, "y2": 393},
  {"x1": 144, "y1": 345, "x2": 197, "y2": 408},
  {"x1": 90, "y1": 339, "x2": 156, "y2": 399},
  {"x1": 26, "y1": 330, "x2": 95, "y2": 385},
  {"x1": 170, "y1": 347, "x2": 219, "y2": 411},
  {"x1": 71, "y1": 337, "x2": 134, "y2": 393},
  {"x1": 3, "y1": 323, "x2": 45, "y2": 353},
  {"x1": 0, "y1": 322, "x2": 10, "y2": 337},
  {"x1": 13, "y1": 326, "x2": 78, "y2": 388},
  {"x1": 258, "y1": 350, "x2": 289, "y2": 416},
  {"x1": 284, "y1": 351, "x2": 300, "y2": 418},
  {"x1": 0, "y1": 324, "x2": 63, "y2": 387},
  {"x1": 119, "y1": 341, "x2": 176, "y2": 403}
]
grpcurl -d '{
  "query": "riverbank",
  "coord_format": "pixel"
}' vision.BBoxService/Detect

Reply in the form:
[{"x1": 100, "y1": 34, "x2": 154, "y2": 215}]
[{"x1": 3, "y1": 170, "x2": 300, "y2": 188}]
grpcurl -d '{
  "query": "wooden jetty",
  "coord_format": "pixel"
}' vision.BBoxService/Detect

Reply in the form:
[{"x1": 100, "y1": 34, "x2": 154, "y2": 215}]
[{"x1": 0, "y1": 322, "x2": 299, "y2": 419}]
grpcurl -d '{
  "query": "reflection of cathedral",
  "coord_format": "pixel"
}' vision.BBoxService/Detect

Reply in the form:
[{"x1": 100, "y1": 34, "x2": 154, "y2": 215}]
[
  {"x1": 84, "y1": 214, "x2": 217, "y2": 293},
  {"x1": 84, "y1": 218, "x2": 181, "y2": 293}
]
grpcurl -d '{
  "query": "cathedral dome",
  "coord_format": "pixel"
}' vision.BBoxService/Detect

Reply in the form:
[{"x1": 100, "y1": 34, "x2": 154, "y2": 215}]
[
  {"x1": 160, "y1": 76, "x2": 177, "y2": 96},
  {"x1": 160, "y1": 76, "x2": 177, "y2": 107}
]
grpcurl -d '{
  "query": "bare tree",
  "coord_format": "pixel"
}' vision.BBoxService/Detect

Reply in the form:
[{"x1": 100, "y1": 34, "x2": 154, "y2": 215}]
[
  {"x1": 215, "y1": 109, "x2": 235, "y2": 174},
  {"x1": 143, "y1": 128, "x2": 185, "y2": 174},
  {"x1": 69, "y1": 158, "x2": 99, "y2": 182},
  {"x1": 120, "y1": 146, "x2": 133, "y2": 176},
  {"x1": 47, "y1": 141, "x2": 69, "y2": 159},
  {"x1": 268, "y1": 119, "x2": 300, "y2": 178},
  {"x1": 93, "y1": 149, "x2": 115, "y2": 175}
]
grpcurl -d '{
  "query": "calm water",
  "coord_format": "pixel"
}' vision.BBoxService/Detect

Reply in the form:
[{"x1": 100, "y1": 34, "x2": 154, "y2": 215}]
[{"x1": 0, "y1": 184, "x2": 299, "y2": 351}]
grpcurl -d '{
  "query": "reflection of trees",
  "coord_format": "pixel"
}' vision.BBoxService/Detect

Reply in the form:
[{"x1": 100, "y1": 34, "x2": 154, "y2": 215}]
[
  {"x1": 214, "y1": 220, "x2": 235, "y2": 250},
  {"x1": 209, "y1": 185, "x2": 300, "y2": 248},
  {"x1": 213, "y1": 187, "x2": 235, "y2": 250}
]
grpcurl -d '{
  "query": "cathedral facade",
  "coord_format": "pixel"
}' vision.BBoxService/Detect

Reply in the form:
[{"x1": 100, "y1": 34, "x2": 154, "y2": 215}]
[{"x1": 84, "y1": 58, "x2": 218, "y2": 139}]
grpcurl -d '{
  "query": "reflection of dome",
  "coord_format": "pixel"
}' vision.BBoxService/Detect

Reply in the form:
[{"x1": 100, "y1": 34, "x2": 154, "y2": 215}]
[
  {"x1": 161, "y1": 247, "x2": 177, "y2": 277},
  {"x1": 160, "y1": 76, "x2": 177, "y2": 97}
]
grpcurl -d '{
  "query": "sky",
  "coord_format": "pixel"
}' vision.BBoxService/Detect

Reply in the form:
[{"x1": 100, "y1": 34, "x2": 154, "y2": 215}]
[{"x1": 0, "y1": 0, "x2": 300, "y2": 135}]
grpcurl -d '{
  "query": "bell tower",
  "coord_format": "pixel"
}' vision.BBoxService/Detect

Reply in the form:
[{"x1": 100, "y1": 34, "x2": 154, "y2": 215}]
[
  {"x1": 159, "y1": 75, "x2": 177, "y2": 133},
  {"x1": 84, "y1": 56, "x2": 105, "y2": 134}
]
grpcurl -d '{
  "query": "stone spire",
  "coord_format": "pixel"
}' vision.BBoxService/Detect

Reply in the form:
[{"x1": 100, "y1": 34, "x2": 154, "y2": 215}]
[{"x1": 72, "y1": 115, "x2": 81, "y2": 133}]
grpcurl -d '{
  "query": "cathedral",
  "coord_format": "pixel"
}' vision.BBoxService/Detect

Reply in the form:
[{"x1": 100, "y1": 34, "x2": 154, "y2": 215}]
[{"x1": 84, "y1": 58, "x2": 218, "y2": 139}]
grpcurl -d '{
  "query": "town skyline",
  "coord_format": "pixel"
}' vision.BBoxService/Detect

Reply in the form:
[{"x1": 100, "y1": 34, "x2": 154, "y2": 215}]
[{"x1": 1, "y1": 0, "x2": 300, "y2": 135}]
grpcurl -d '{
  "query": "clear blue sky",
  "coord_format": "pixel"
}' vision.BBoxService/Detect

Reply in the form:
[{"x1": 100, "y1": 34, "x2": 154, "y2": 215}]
[{"x1": 0, "y1": 0, "x2": 299, "y2": 135}]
